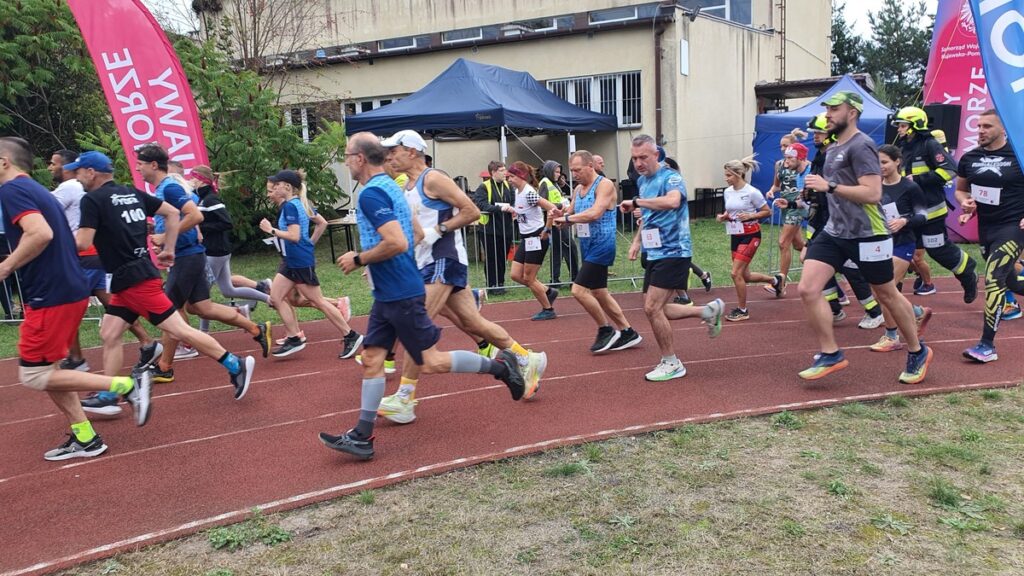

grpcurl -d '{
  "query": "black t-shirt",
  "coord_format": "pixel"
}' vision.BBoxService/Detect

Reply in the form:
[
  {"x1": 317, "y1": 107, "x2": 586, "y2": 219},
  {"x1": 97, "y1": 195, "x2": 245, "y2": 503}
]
[
  {"x1": 882, "y1": 177, "x2": 925, "y2": 246},
  {"x1": 79, "y1": 181, "x2": 164, "y2": 292},
  {"x1": 957, "y1": 143, "x2": 1024, "y2": 228}
]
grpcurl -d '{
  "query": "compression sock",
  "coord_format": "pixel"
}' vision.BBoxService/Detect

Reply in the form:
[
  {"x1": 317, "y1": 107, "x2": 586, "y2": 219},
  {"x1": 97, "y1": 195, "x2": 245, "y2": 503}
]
[{"x1": 71, "y1": 420, "x2": 97, "y2": 443}]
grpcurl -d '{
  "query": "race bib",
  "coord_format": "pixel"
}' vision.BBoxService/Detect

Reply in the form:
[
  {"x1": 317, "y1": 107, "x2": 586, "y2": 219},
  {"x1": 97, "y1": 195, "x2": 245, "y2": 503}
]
[
  {"x1": 882, "y1": 202, "x2": 899, "y2": 222},
  {"x1": 575, "y1": 223, "x2": 591, "y2": 238},
  {"x1": 971, "y1": 184, "x2": 1001, "y2": 206},
  {"x1": 922, "y1": 233, "x2": 945, "y2": 249},
  {"x1": 641, "y1": 228, "x2": 662, "y2": 249},
  {"x1": 725, "y1": 220, "x2": 745, "y2": 235},
  {"x1": 859, "y1": 238, "x2": 893, "y2": 262},
  {"x1": 525, "y1": 236, "x2": 542, "y2": 251}
]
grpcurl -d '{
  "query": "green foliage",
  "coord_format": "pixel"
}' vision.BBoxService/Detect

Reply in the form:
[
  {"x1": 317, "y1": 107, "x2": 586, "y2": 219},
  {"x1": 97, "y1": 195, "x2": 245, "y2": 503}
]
[
  {"x1": 206, "y1": 509, "x2": 292, "y2": 551},
  {"x1": 771, "y1": 411, "x2": 804, "y2": 431},
  {"x1": 356, "y1": 490, "x2": 375, "y2": 505},
  {"x1": 544, "y1": 461, "x2": 591, "y2": 478},
  {"x1": 0, "y1": 0, "x2": 112, "y2": 166},
  {"x1": 831, "y1": 1, "x2": 865, "y2": 76},
  {"x1": 870, "y1": 513, "x2": 913, "y2": 536},
  {"x1": 863, "y1": 0, "x2": 933, "y2": 107}
]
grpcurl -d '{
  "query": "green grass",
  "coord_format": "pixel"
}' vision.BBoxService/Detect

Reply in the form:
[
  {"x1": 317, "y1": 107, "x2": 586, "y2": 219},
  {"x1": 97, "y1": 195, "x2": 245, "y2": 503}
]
[{"x1": 0, "y1": 218, "x2": 987, "y2": 359}]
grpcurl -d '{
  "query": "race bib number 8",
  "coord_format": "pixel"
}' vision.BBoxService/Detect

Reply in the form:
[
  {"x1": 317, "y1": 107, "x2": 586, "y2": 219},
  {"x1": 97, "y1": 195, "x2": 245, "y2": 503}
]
[
  {"x1": 575, "y1": 223, "x2": 591, "y2": 238},
  {"x1": 641, "y1": 228, "x2": 662, "y2": 249},
  {"x1": 922, "y1": 233, "x2": 944, "y2": 249},
  {"x1": 725, "y1": 220, "x2": 745, "y2": 235},
  {"x1": 971, "y1": 184, "x2": 1001, "y2": 206},
  {"x1": 859, "y1": 238, "x2": 893, "y2": 262},
  {"x1": 525, "y1": 236, "x2": 542, "y2": 251}
]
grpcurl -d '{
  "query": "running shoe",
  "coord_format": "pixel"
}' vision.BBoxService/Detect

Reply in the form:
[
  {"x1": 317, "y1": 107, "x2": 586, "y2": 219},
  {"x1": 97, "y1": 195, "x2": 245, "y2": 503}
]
[
  {"x1": 590, "y1": 326, "x2": 619, "y2": 354},
  {"x1": 256, "y1": 278, "x2": 272, "y2": 295},
  {"x1": 151, "y1": 366, "x2": 175, "y2": 383},
  {"x1": 915, "y1": 306, "x2": 933, "y2": 336},
  {"x1": 472, "y1": 288, "x2": 486, "y2": 311},
  {"x1": 838, "y1": 295, "x2": 851, "y2": 306},
  {"x1": 645, "y1": 360, "x2": 686, "y2": 382},
  {"x1": 124, "y1": 369, "x2": 152, "y2": 426},
  {"x1": 914, "y1": 283, "x2": 936, "y2": 296},
  {"x1": 81, "y1": 392, "x2": 123, "y2": 416},
  {"x1": 230, "y1": 355, "x2": 255, "y2": 399},
  {"x1": 478, "y1": 343, "x2": 499, "y2": 359},
  {"x1": 899, "y1": 344, "x2": 933, "y2": 384},
  {"x1": 531, "y1": 309, "x2": 557, "y2": 321},
  {"x1": 522, "y1": 351, "x2": 547, "y2": 400},
  {"x1": 703, "y1": 298, "x2": 725, "y2": 338},
  {"x1": 762, "y1": 283, "x2": 777, "y2": 295},
  {"x1": 43, "y1": 434, "x2": 107, "y2": 461},
  {"x1": 174, "y1": 344, "x2": 199, "y2": 360},
  {"x1": 377, "y1": 393, "x2": 418, "y2": 424},
  {"x1": 725, "y1": 307, "x2": 749, "y2": 322},
  {"x1": 798, "y1": 350, "x2": 848, "y2": 380},
  {"x1": 1002, "y1": 302, "x2": 1022, "y2": 321},
  {"x1": 494, "y1": 349, "x2": 526, "y2": 401},
  {"x1": 253, "y1": 321, "x2": 271, "y2": 358},
  {"x1": 912, "y1": 275, "x2": 924, "y2": 292},
  {"x1": 273, "y1": 336, "x2": 306, "y2": 357},
  {"x1": 134, "y1": 342, "x2": 163, "y2": 371},
  {"x1": 960, "y1": 271, "x2": 979, "y2": 304},
  {"x1": 870, "y1": 333, "x2": 904, "y2": 352},
  {"x1": 237, "y1": 303, "x2": 252, "y2": 321},
  {"x1": 858, "y1": 313, "x2": 885, "y2": 330},
  {"x1": 275, "y1": 331, "x2": 307, "y2": 346},
  {"x1": 963, "y1": 342, "x2": 998, "y2": 363},
  {"x1": 354, "y1": 354, "x2": 396, "y2": 374},
  {"x1": 59, "y1": 357, "x2": 90, "y2": 372},
  {"x1": 319, "y1": 429, "x2": 375, "y2": 460},
  {"x1": 336, "y1": 296, "x2": 351, "y2": 322},
  {"x1": 832, "y1": 310, "x2": 847, "y2": 324},
  {"x1": 609, "y1": 327, "x2": 644, "y2": 351},
  {"x1": 673, "y1": 293, "x2": 692, "y2": 305},
  {"x1": 701, "y1": 271, "x2": 713, "y2": 292},
  {"x1": 339, "y1": 331, "x2": 364, "y2": 359},
  {"x1": 546, "y1": 286, "x2": 559, "y2": 308},
  {"x1": 773, "y1": 273, "x2": 786, "y2": 298}
]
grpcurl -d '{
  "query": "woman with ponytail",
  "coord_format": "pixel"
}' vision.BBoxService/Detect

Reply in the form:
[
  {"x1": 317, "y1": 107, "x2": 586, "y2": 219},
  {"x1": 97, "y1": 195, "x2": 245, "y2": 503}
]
[{"x1": 507, "y1": 160, "x2": 560, "y2": 320}]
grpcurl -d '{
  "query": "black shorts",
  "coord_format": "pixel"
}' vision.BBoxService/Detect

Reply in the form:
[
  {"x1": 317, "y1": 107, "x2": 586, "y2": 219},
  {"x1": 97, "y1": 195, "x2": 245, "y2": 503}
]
[
  {"x1": 730, "y1": 232, "x2": 762, "y2": 263},
  {"x1": 363, "y1": 296, "x2": 441, "y2": 366},
  {"x1": 805, "y1": 233, "x2": 894, "y2": 285},
  {"x1": 278, "y1": 262, "x2": 320, "y2": 286},
  {"x1": 164, "y1": 252, "x2": 211, "y2": 308},
  {"x1": 979, "y1": 222, "x2": 1024, "y2": 259},
  {"x1": 513, "y1": 231, "x2": 549, "y2": 265},
  {"x1": 574, "y1": 261, "x2": 609, "y2": 290},
  {"x1": 643, "y1": 256, "x2": 691, "y2": 292}
]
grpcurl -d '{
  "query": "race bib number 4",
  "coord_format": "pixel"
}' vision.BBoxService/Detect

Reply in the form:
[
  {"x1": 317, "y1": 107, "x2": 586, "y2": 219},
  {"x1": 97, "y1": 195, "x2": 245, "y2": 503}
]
[
  {"x1": 725, "y1": 220, "x2": 745, "y2": 235},
  {"x1": 575, "y1": 223, "x2": 591, "y2": 238},
  {"x1": 922, "y1": 233, "x2": 945, "y2": 249},
  {"x1": 859, "y1": 238, "x2": 893, "y2": 262},
  {"x1": 641, "y1": 228, "x2": 662, "y2": 249},
  {"x1": 525, "y1": 236, "x2": 542, "y2": 251},
  {"x1": 971, "y1": 184, "x2": 1001, "y2": 206}
]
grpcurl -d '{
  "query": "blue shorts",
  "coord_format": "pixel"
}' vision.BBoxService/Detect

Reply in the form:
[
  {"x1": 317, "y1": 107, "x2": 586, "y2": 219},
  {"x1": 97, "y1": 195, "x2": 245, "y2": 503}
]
[
  {"x1": 82, "y1": 267, "x2": 107, "y2": 293},
  {"x1": 363, "y1": 295, "x2": 441, "y2": 366},
  {"x1": 420, "y1": 258, "x2": 468, "y2": 292},
  {"x1": 893, "y1": 242, "x2": 915, "y2": 263}
]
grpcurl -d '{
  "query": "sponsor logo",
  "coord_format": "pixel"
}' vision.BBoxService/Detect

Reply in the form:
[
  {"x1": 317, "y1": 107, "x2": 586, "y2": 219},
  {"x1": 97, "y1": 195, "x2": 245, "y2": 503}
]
[
  {"x1": 958, "y1": 0, "x2": 976, "y2": 35},
  {"x1": 110, "y1": 193, "x2": 139, "y2": 206},
  {"x1": 973, "y1": 155, "x2": 1011, "y2": 176},
  {"x1": 935, "y1": 153, "x2": 946, "y2": 164}
]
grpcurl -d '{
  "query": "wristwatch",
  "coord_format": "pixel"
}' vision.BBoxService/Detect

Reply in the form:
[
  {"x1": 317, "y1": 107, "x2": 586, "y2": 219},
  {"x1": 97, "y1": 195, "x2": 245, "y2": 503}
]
[
  {"x1": 827, "y1": 181, "x2": 838, "y2": 194},
  {"x1": 631, "y1": 197, "x2": 639, "y2": 209},
  {"x1": 438, "y1": 223, "x2": 449, "y2": 235},
  {"x1": 353, "y1": 253, "x2": 363, "y2": 267}
]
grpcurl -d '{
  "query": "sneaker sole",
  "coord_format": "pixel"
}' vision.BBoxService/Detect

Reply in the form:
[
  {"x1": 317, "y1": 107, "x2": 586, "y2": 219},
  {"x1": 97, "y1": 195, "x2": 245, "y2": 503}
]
[
  {"x1": 609, "y1": 334, "x2": 643, "y2": 351},
  {"x1": 645, "y1": 366, "x2": 687, "y2": 382},
  {"x1": 318, "y1": 433, "x2": 374, "y2": 460},
  {"x1": 870, "y1": 343, "x2": 905, "y2": 353},
  {"x1": 44, "y1": 443, "x2": 108, "y2": 461},
  {"x1": 255, "y1": 322, "x2": 272, "y2": 358},
  {"x1": 133, "y1": 370, "x2": 152, "y2": 427},
  {"x1": 962, "y1": 349, "x2": 998, "y2": 363},
  {"x1": 798, "y1": 359, "x2": 849, "y2": 380},
  {"x1": 523, "y1": 352, "x2": 547, "y2": 401},
  {"x1": 379, "y1": 410, "x2": 417, "y2": 424},
  {"x1": 235, "y1": 356, "x2": 255, "y2": 400},
  {"x1": 272, "y1": 342, "x2": 307, "y2": 358},
  {"x1": 900, "y1": 347, "x2": 934, "y2": 384},
  {"x1": 725, "y1": 316, "x2": 749, "y2": 322},
  {"x1": 152, "y1": 374, "x2": 175, "y2": 383},
  {"x1": 82, "y1": 405, "x2": 124, "y2": 417}
]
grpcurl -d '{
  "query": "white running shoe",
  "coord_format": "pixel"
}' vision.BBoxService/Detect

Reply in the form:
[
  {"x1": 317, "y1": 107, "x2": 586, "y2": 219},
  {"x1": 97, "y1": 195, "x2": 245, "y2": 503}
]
[
  {"x1": 857, "y1": 314, "x2": 885, "y2": 330},
  {"x1": 645, "y1": 360, "x2": 686, "y2": 382},
  {"x1": 521, "y1": 351, "x2": 547, "y2": 400},
  {"x1": 174, "y1": 344, "x2": 199, "y2": 360},
  {"x1": 377, "y1": 393, "x2": 417, "y2": 424}
]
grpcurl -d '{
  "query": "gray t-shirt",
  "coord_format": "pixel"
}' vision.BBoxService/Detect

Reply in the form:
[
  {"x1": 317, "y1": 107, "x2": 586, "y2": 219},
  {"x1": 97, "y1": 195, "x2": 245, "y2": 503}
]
[{"x1": 823, "y1": 131, "x2": 889, "y2": 239}]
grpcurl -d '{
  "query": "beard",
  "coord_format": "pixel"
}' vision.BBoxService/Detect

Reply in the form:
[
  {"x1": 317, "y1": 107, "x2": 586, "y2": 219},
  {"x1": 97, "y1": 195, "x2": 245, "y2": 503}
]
[{"x1": 827, "y1": 117, "x2": 849, "y2": 139}]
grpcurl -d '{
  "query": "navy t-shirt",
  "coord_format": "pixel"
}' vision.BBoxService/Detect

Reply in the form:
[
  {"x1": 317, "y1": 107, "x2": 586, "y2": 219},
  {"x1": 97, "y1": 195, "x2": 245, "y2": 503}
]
[
  {"x1": 154, "y1": 177, "x2": 205, "y2": 257},
  {"x1": 278, "y1": 198, "x2": 315, "y2": 268},
  {"x1": 0, "y1": 176, "x2": 89, "y2": 307}
]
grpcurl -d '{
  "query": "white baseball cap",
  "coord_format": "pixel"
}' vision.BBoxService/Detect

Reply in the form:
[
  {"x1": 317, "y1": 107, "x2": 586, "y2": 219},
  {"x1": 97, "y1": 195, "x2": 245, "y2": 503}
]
[{"x1": 381, "y1": 130, "x2": 427, "y2": 152}]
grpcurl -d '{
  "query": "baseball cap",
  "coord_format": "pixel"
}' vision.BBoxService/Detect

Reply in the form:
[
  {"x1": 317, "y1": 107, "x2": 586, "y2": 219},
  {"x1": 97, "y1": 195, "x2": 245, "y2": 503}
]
[
  {"x1": 381, "y1": 130, "x2": 428, "y2": 152},
  {"x1": 267, "y1": 169, "x2": 302, "y2": 189},
  {"x1": 784, "y1": 143, "x2": 808, "y2": 161},
  {"x1": 64, "y1": 151, "x2": 114, "y2": 173},
  {"x1": 822, "y1": 91, "x2": 863, "y2": 112}
]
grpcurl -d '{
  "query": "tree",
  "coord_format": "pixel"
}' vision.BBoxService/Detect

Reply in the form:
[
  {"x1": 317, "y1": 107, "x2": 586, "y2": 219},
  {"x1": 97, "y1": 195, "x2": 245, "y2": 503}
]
[
  {"x1": 863, "y1": 0, "x2": 934, "y2": 107},
  {"x1": 0, "y1": 0, "x2": 111, "y2": 173},
  {"x1": 831, "y1": 1, "x2": 864, "y2": 76}
]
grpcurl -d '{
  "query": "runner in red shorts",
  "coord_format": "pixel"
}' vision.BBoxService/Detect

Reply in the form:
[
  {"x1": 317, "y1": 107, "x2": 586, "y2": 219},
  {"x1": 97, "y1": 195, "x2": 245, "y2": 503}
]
[
  {"x1": 0, "y1": 138, "x2": 151, "y2": 461},
  {"x1": 70, "y1": 151, "x2": 256, "y2": 409}
]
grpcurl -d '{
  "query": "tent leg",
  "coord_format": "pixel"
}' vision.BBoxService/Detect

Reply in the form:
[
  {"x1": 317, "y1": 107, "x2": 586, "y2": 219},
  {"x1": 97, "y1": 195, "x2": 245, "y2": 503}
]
[
  {"x1": 500, "y1": 126, "x2": 508, "y2": 163},
  {"x1": 567, "y1": 132, "x2": 575, "y2": 189}
]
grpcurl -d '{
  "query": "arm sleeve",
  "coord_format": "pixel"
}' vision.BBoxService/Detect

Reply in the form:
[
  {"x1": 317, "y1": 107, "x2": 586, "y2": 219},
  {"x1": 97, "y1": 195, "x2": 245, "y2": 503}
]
[
  {"x1": 525, "y1": 189, "x2": 540, "y2": 208},
  {"x1": 749, "y1": 186, "x2": 767, "y2": 210},
  {"x1": 358, "y1": 188, "x2": 398, "y2": 230},
  {"x1": 915, "y1": 139, "x2": 957, "y2": 188},
  {"x1": 141, "y1": 192, "x2": 164, "y2": 217},
  {"x1": 4, "y1": 186, "x2": 42, "y2": 225},
  {"x1": 851, "y1": 139, "x2": 882, "y2": 179},
  {"x1": 79, "y1": 195, "x2": 100, "y2": 229},
  {"x1": 908, "y1": 179, "x2": 929, "y2": 228},
  {"x1": 199, "y1": 195, "x2": 233, "y2": 232},
  {"x1": 281, "y1": 202, "x2": 301, "y2": 227}
]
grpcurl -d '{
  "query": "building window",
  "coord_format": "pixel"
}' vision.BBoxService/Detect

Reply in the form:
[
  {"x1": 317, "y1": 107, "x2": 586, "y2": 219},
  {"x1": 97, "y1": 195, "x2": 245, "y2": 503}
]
[
  {"x1": 284, "y1": 101, "x2": 342, "y2": 143},
  {"x1": 589, "y1": 6, "x2": 638, "y2": 24},
  {"x1": 547, "y1": 71, "x2": 642, "y2": 128},
  {"x1": 343, "y1": 96, "x2": 404, "y2": 118},
  {"x1": 378, "y1": 35, "x2": 429, "y2": 52},
  {"x1": 679, "y1": 0, "x2": 752, "y2": 26},
  {"x1": 442, "y1": 27, "x2": 483, "y2": 44}
]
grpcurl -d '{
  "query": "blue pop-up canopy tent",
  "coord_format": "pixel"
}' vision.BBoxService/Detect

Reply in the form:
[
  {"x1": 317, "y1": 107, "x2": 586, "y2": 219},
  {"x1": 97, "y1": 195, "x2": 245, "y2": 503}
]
[
  {"x1": 750, "y1": 75, "x2": 892, "y2": 197},
  {"x1": 345, "y1": 58, "x2": 618, "y2": 138}
]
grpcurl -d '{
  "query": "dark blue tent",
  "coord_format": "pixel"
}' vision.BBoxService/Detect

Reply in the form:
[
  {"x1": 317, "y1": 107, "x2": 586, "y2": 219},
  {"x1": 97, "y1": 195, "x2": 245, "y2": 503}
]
[
  {"x1": 345, "y1": 58, "x2": 618, "y2": 138},
  {"x1": 750, "y1": 75, "x2": 892, "y2": 203}
]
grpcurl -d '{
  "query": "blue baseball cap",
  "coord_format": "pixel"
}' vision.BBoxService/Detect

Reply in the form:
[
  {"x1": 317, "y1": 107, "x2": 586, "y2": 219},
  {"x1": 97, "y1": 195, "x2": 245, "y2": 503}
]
[{"x1": 64, "y1": 151, "x2": 114, "y2": 173}]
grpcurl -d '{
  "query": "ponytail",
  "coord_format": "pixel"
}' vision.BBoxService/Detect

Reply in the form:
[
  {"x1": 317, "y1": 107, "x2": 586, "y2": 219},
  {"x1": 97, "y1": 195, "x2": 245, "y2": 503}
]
[
  {"x1": 724, "y1": 155, "x2": 760, "y2": 180},
  {"x1": 296, "y1": 170, "x2": 314, "y2": 217}
]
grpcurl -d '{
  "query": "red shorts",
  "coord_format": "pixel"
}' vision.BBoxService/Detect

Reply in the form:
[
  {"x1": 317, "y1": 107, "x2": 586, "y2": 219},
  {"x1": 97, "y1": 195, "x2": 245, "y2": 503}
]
[
  {"x1": 19, "y1": 299, "x2": 89, "y2": 365},
  {"x1": 731, "y1": 232, "x2": 762, "y2": 263},
  {"x1": 108, "y1": 278, "x2": 176, "y2": 325}
]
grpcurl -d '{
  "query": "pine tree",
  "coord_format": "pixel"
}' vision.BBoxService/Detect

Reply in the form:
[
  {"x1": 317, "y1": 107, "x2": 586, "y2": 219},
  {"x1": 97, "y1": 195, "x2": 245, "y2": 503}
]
[
  {"x1": 831, "y1": 1, "x2": 864, "y2": 76},
  {"x1": 863, "y1": 0, "x2": 934, "y2": 107}
]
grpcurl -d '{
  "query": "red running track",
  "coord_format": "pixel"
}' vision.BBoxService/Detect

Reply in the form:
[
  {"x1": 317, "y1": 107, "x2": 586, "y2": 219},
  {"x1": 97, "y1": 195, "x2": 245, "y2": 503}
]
[{"x1": 0, "y1": 277, "x2": 1021, "y2": 575}]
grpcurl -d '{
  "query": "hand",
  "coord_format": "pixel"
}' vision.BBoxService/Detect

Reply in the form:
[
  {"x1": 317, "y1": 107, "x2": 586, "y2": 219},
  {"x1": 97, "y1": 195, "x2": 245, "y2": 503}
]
[
  {"x1": 421, "y1": 226, "x2": 442, "y2": 246},
  {"x1": 773, "y1": 198, "x2": 788, "y2": 209},
  {"x1": 502, "y1": 205, "x2": 516, "y2": 214},
  {"x1": 735, "y1": 213, "x2": 750, "y2": 222},
  {"x1": 960, "y1": 197, "x2": 977, "y2": 215},
  {"x1": 618, "y1": 200, "x2": 634, "y2": 213},
  {"x1": 715, "y1": 212, "x2": 728, "y2": 223},
  {"x1": 766, "y1": 189, "x2": 776, "y2": 199},
  {"x1": 259, "y1": 218, "x2": 273, "y2": 234},
  {"x1": 0, "y1": 262, "x2": 11, "y2": 282},
  {"x1": 958, "y1": 213, "x2": 973, "y2": 226},
  {"x1": 150, "y1": 233, "x2": 166, "y2": 248},
  {"x1": 541, "y1": 229, "x2": 550, "y2": 241},
  {"x1": 156, "y1": 249, "x2": 175, "y2": 267},
  {"x1": 628, "y1": 243, "x2": 640, "y2": 261},
  {"x1": 632, "y1": 208, "x2": 642, "y2": 220},
  {"x1": 804, "y1": 174, "x2": 828, "y2": 192},
  {"x1": 550, "y1": 207, "x2": 564, "y2": 220},
  {"x1": 887, "y1": 217, "x2": 906, "y2": 233},
  {"x1": 1019, "y1": 217, "x2": 1024, "y2": 230},
  {"x1": 338, "y1": 251, "x2": 359, "y2": 274}
]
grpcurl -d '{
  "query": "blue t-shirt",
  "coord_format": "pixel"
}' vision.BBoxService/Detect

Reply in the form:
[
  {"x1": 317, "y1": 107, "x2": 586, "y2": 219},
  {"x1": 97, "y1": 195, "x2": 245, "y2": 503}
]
[
  {"x1": 154, "y1": 177, "x2": 204, "y2": 257},
  {"x1": 575, "y1": 176, "x2": 617, "y2": 266},
  {"x1": 357, "y1": 173, "x2": 423, "y2": 302},
  {"x1": 638, "y1": 166, "x2": 692, "y2": 260},
  {"x1": 0, "y1": 176, "x2": 90, "y2": 307},
  {"x1": 278, "y1": 197, "x2": 315, "y2": 268}
]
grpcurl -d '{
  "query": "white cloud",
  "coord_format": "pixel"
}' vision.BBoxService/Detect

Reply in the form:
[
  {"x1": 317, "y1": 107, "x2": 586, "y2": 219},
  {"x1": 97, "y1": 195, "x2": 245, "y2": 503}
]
[{"x1": 846, "y1": 0, "x2": 940, "y2": 39}]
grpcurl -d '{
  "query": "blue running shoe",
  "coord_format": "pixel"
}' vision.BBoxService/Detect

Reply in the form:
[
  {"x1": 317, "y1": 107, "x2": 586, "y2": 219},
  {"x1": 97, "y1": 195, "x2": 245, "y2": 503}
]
[
  {"x1": 532, "y1": 309, "x2": 557, "y2": 321},
  {"x1": 899, "y1": 343, "x2": 933, "y2": 384},
  {"x1": 963, "y1": 343, "x2": 998, "y2": 363},
  {"x1": 798, "y1": 350, "x2": 848, "y2": 380}
]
